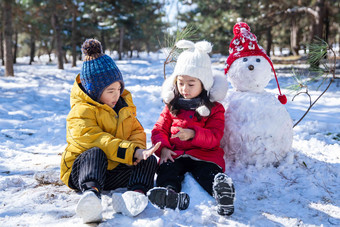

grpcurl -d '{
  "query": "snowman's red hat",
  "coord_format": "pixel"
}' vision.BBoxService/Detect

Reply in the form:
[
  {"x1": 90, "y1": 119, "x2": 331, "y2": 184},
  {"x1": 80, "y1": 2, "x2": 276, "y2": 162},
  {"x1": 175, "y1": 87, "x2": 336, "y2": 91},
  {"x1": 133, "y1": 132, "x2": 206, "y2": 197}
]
[{"x1": 225, "y1": 22, "x2": 287, "y2": 105}]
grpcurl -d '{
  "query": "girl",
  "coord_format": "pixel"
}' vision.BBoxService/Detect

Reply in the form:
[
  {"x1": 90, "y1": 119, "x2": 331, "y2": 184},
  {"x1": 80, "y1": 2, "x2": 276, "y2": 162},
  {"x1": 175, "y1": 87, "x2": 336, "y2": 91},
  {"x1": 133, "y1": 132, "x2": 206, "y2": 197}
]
[
  {"x1": 148, "y1": 40, "x2": 235, "y2": 216},
  {"x1": 60, "y1": 39, "x2": 160, "y2": 223}
]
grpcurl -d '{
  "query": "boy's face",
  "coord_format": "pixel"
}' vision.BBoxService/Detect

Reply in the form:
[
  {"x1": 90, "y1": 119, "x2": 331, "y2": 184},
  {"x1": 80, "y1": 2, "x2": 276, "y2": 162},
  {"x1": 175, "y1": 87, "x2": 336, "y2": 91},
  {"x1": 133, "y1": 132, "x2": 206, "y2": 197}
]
[
  {"x1": 99, "y1": 81, "x2": 121, "y2": 108},
  {"x1": 176, "y1": 75, "x2": 203, "y2": 99}
]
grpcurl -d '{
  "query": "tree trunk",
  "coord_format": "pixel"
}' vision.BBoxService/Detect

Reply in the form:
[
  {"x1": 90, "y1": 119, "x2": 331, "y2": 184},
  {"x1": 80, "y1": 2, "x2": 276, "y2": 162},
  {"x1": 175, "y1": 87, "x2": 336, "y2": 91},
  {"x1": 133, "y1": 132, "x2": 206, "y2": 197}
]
[
  {"x1": 310, "y1": 0, "x2": 327, "y2": 68},
  {"x1": 290, "y1": 16, "x2": 300, "y2": 56},
  {"x1": 13, "y1": 30, "x2": 18, "y2": 64},
  {"x1": 338, "y1": 29, "x2": 340, "y2": 56},
  {"x1": 265, "y1": 27, "x2": 272, "y2": 57},
  {"x1": 119, "y1": 27, "x2": 124, "y2": 60},
  {"x1": 29, "y1": 30, "x2": 35, "y2": 65},
  {"x1": 64, "y1": 52, "x2": 68, "y2": 64},
  {"x1": 48, "y1": 53, "x2": 52, "y2": 62},
  {"x1": 311, "y1": 0, "x2": 325, "y2": 40},
  {"x1": 3, "y1": 0, "x2": 14, "y2": 76},
  {"x1": 146, "y1": 43, "x2": 150, "y2": 55},
  {"x1": 272, "y1": 44, "x2": 275, "y2": 56},
  {"x1": 0, "y1": 32, "x2": 4, "y2": 66},
  {"x1": 71, "y1": 6, "x2": 77, "y2": 67},
  {"x1": 101, "y1": 30, "x2": 106, "y2": 53},
  {"x1": 324, "y1": 7, "x2": 329, "y2": 47},
  {"x1": 51, "y1": 13, "x2": 64, "y2": 69},
  {"x1": 48, "y1": 39, "x2": 54, "y2": 63}
]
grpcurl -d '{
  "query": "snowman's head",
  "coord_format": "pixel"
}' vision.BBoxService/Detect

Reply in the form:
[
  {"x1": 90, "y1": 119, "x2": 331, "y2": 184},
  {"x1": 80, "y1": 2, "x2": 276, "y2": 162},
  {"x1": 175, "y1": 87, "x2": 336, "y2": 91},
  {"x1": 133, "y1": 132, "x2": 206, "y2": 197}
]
[
  {"x1": 227, "y1": 55, "x2": 272, "y2": 92},
  {"x1": 224, "y1": 22, "x2": 287, "y2": 104}
]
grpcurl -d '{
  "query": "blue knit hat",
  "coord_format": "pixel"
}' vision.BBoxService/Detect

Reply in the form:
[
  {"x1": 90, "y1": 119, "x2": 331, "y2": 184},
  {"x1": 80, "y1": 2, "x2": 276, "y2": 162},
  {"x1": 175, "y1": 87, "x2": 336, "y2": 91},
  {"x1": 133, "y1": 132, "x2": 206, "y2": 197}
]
[{"x1": 80, "y1": 39, "x2": 124, "y2": 101}]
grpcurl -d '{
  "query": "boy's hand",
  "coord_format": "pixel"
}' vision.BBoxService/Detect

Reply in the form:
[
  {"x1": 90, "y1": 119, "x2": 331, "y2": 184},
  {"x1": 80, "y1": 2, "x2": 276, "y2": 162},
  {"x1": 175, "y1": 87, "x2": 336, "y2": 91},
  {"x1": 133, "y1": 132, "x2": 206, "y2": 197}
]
[
  {"x1": 134, "y1": 142, "x2": 161, "y2": 165},
  {"x1": 171, "y1": 127, "x2": 195, "y2": 141},
  {"x1": 160, "y1": 147, "x2": 177, "y2": 164}
]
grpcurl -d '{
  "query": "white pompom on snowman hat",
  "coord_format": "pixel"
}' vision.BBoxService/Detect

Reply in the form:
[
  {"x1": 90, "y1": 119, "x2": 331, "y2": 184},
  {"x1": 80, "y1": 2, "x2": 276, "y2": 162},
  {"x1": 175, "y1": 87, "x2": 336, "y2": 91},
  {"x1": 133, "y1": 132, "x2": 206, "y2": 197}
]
[
  {"x1": 225, "y1": 22, "x2": 287, "y2": 105},
  {"x1": 161, "y1": 40, "x2": 228, "y2": 116}
]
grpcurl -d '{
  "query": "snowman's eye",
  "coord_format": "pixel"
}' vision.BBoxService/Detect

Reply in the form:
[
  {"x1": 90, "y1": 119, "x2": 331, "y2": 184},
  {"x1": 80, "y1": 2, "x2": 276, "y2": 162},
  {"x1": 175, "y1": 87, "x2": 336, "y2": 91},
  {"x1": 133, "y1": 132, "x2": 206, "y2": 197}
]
[
  {"x1": 256, "y1": 58, "x2": 261, "y2": 62},
  {"x1": 243, "y1": 58, "x2": 248, "y2": 62}
]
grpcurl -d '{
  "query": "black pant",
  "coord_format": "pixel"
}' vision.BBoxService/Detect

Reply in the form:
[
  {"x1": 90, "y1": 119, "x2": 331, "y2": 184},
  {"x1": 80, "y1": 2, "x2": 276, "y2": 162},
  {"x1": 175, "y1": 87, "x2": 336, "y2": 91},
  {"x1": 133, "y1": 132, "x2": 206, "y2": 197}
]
[
  {"x1": 156, "y1": 157, "x2": 222, "y2": 195},
  {"x1": 69, "y1": 147, "x2": 158, "y2": 194}
]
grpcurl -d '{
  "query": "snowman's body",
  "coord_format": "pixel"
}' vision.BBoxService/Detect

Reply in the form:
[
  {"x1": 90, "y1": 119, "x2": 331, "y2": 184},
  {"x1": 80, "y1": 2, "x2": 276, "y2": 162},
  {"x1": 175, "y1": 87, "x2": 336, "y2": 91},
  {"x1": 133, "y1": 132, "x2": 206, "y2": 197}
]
[{"x1": 221, "y1": 56, "x2": 293, "y2": 168}]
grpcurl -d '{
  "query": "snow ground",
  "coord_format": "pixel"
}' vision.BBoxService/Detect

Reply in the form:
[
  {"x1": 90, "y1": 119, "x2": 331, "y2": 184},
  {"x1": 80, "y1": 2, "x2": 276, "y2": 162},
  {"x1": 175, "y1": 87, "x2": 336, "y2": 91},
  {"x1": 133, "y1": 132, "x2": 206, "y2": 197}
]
[{"x1": 0, "y1": 53, "x2": 339, "y2": 227}]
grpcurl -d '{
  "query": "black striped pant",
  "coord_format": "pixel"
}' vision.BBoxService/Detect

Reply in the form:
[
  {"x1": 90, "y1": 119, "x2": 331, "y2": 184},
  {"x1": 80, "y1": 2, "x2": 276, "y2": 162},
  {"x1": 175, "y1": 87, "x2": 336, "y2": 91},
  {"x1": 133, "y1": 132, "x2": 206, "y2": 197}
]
[{"x1": 69, "y1": 147, "x2": 158, "y2": 194}]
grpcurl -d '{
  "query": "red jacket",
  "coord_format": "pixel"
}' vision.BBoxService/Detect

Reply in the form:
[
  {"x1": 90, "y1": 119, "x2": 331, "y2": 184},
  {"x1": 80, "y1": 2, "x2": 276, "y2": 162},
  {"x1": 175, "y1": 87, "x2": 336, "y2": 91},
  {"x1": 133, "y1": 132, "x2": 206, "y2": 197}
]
[{"x1": 151, "y1": 102, "x2": 226, "y2": 171}]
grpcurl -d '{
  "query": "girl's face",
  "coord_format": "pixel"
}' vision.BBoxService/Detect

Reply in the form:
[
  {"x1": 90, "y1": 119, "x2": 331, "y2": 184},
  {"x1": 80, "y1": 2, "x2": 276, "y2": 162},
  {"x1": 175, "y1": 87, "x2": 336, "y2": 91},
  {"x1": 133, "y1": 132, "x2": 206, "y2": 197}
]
[
  {"x1": 99, "y1": 81, "x2": 121, "y2": 108},
  {"x1": 176, "y1": 75, "x2": 203, "y2": 99}
]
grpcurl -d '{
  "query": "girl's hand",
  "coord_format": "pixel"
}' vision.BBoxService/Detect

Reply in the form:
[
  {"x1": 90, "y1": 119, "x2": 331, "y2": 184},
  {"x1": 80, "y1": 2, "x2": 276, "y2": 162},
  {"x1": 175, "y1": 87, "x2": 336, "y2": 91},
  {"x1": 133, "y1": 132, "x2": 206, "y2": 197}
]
[
  {"x1": 134, "y1": 142, "x2": 161, "y2": 165},
  {"x1": 160, "y1": 147, "x2": 177, "y2": 164},
  {"x1": 171, "y1": 127, "x2": 195, "y2": 141}
]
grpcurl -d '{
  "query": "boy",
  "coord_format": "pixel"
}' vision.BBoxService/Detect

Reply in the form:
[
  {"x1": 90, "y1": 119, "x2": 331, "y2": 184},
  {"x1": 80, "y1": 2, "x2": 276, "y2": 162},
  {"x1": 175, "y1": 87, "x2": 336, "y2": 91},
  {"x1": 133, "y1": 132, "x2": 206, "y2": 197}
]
[{"x1": 60, "y1": 39, "x2": 160, "y2": 223}]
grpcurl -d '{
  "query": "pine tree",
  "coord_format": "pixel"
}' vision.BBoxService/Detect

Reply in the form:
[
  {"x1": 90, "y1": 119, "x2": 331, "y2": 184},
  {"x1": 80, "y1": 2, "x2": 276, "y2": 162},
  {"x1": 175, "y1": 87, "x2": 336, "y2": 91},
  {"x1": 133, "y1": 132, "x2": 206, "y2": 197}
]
[{"x1": 3, "y1": 0, "x2": 14, "y2": 76}]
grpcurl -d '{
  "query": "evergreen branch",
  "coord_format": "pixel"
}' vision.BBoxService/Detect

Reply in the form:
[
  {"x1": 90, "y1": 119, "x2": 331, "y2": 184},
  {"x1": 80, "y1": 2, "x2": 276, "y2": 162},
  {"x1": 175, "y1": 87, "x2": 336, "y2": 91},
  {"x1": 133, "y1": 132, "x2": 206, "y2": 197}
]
[
  {"x1": 286, "y1": 83, "x2": 304, "y2": 91},
  {"x1": 287, "y1": 68, "x2": 309, "y2": 92},
  {"x1": 307, "y1": 37, "x2": 327, "y2": 70},
  {"x1": 292, "y1": 39, "x2": 337, "y2": 128},
  {"x1": 163, "y1": 45, "x2": 176, "y2": 80},
  {"x1": 316, "y1": 76, "x2": 328, "y2": 90},
  {"x1": 160, "y1": 25, "x2": 198, "y2": 80}
]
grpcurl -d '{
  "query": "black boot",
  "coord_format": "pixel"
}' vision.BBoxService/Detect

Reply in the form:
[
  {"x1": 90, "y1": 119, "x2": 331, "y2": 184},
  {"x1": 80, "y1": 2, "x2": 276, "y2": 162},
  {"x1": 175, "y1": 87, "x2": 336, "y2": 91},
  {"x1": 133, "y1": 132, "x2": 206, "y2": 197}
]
[
  {"x1": 212, "y1": 173, "x2": 235, "y2": 216},
  {"x1": 81, "y1": 181, "x2": 101, "y2": 199},
  {"x1": 147, "y1": 187, "x2": 190, "y2": 210}
]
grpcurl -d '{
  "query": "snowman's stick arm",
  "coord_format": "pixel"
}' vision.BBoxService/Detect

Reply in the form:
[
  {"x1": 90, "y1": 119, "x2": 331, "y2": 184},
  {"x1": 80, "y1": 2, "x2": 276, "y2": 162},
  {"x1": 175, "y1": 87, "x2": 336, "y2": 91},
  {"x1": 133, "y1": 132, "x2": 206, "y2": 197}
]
[
  {"x1": 292, "y1": 79, "x2": 333, "y2": 128},
  {"x1": 292, "y1": 91, "x2": 312, "y2": 106},
  {"x1": 292, "y1": 47, "x2": 338, "y2": 128}
]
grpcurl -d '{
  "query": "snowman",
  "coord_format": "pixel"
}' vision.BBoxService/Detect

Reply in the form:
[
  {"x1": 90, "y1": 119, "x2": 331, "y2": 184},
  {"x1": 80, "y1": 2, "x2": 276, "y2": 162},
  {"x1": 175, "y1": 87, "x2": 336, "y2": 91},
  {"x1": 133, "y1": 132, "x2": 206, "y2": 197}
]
[{"x1": 221, "y1": 22, "x2": 293, "y2": 168}]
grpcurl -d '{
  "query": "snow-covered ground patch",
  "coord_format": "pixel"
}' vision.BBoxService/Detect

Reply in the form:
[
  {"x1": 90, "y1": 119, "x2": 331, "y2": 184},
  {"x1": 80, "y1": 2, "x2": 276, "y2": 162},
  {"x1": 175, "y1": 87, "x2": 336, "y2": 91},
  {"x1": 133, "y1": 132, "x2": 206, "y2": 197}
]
[{"x1": 0, "y1": 54, "x2": 339, "y2": 226}]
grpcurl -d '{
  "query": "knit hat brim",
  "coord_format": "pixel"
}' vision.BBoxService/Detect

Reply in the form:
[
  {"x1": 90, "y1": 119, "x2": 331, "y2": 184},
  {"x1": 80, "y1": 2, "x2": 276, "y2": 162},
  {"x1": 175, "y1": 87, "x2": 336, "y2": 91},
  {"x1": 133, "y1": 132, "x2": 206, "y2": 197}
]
[{"x1": 80, "y1": 54, "x2": 124, "y2": 101}]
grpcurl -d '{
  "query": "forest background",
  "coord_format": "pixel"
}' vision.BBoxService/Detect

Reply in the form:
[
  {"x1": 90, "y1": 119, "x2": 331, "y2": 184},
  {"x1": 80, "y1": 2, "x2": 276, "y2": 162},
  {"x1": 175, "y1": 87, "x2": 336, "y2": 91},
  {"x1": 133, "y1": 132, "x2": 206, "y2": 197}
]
[
  {"x1": 1, "y1": 1, "x2": 340, "y2": 226},
  {"x1": 0, "y1": 0, "x2": 339, "y2": 77}
]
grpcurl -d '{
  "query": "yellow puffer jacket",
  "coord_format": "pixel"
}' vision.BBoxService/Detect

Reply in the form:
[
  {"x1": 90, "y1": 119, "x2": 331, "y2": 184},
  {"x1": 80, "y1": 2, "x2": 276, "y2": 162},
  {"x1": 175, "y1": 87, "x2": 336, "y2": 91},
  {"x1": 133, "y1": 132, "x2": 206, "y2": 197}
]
[{"x1": 60, "y1": 75, "x2": 146, "y2": 187}]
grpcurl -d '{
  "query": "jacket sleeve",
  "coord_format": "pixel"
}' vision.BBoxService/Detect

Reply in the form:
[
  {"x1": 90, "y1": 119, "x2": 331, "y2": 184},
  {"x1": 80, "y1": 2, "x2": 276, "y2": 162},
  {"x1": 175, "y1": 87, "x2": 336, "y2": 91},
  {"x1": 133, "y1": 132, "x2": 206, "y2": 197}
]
[
  {"x1": 67, "y1": 105, "x2": 143, "y2": 165},
  {"x1": 127, "y1": 117, "x2": 147, "y2": 150},
  {"x1": 188, "y1": 103, "x2": 225, "y2": 150},
  {"x1": 151, "y1": 106, "x2": 173, "y2": 157}
]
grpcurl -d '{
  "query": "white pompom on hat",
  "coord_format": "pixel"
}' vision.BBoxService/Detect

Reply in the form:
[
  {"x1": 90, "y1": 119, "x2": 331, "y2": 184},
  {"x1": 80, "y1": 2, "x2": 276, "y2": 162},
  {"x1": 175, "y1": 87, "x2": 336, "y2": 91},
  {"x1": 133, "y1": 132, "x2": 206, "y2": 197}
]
[{"x1": 161, "y1": 40, "x2": 228, "y2": 109}]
